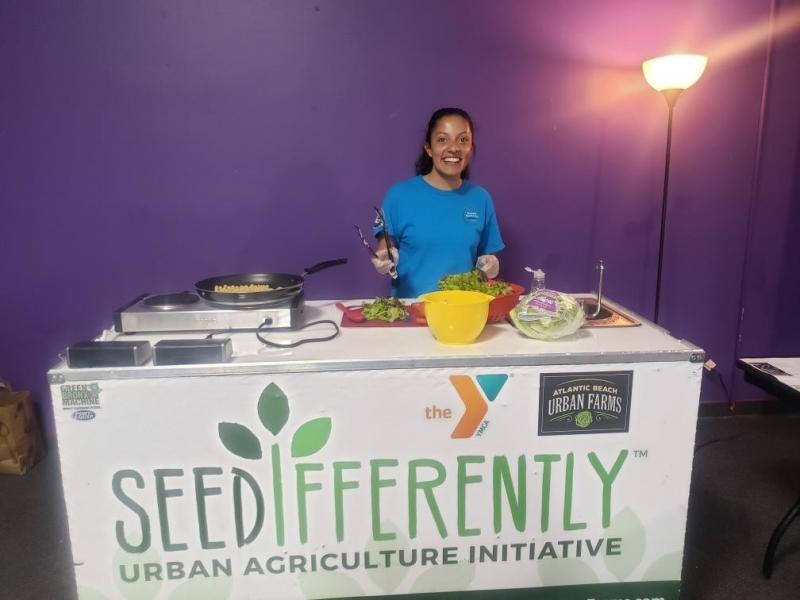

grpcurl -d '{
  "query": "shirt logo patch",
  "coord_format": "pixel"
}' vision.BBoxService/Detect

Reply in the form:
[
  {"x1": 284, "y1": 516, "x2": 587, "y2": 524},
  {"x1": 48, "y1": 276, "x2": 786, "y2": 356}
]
[{"x1": 464, "y1": 209, "x2": 479, "y2": 222}]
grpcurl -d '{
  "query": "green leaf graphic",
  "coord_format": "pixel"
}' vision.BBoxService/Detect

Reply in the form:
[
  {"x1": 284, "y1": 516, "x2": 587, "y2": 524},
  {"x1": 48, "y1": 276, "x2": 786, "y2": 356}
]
[
  {"x1": 538, "y1": 557, "x2": 598, "y2": 586},
  {"x1": 409, "y1": 561, "x2": 476, "y2": 594},
  {"x1": 298, "y1": 570, "x2": 364, "y2": 599},
  {"x1": 258, "y1": 382, "x2": 290, "y2": 435},
  {"x1": 113, "y1": 542, "x2": 163, "y2": 600},
  {"x1": 168, "y1": 573, "x2": 233, "y2": 600},
  {"x1": 77, "y1": 586, "x2": 112, "y2": 600},
  {"x1": 575, "y1": 410, "x2": 593, "y2": 428},
  {"x1": 365, "y1": 520, "x2": 411, "y2": 593},
  {"x1": 642, "y1": 551, "x2": 682, "y2": 581},
  {"x1": 603, "y1": 507, "x2": 646, "y2": 580},
  {"x1": 291, "y1": 417, "x2": 332, "y2": 458},
  {"x1": 218, "y1": 422, "x2": 262, "y2": 459}
]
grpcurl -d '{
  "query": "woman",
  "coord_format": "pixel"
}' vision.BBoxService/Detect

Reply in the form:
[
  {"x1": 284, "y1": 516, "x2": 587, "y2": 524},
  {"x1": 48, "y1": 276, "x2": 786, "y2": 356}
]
[{"x1": 371, "y1": 107, "x2": 504, "y2": 297}]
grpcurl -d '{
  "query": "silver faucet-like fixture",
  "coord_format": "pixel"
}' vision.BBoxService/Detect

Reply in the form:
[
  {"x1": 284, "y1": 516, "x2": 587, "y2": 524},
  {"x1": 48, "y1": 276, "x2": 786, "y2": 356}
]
[{"x1": 587, "y1": 259, "x2": 604, "y2": 318}]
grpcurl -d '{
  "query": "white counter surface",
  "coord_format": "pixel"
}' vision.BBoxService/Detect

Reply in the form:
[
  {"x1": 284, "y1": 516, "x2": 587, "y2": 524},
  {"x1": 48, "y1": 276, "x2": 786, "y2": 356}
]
[{"x1": 48, "y1": 298, "x2": 704, "y2": 381}]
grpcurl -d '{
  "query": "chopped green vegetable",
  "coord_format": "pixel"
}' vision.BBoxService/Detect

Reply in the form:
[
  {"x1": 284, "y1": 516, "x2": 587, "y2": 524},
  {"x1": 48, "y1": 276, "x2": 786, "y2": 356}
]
[
  {"x1": 438, "y1": 270, "x2": 512, "y2": 297},
  {"x1": 362, "y1": 297, "x2": 409, "y2": 322}
]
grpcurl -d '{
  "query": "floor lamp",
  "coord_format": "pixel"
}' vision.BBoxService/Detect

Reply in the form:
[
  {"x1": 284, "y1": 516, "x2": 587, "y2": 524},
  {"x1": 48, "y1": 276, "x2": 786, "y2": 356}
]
[{"x1": 642, "y1": 54, "x2": 708, "y2": 323}]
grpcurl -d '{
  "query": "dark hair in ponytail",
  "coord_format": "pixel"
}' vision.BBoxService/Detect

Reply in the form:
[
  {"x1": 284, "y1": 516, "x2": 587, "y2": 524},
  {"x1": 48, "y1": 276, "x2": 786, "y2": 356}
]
[{"x1": 414, "y1": 107, "x2": 475, "y2": 179}]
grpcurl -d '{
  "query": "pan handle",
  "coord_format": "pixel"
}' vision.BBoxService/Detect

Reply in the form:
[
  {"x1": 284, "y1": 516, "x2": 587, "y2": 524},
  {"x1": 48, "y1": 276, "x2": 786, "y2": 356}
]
[{"x1": 303, "y1": 258, "x2": 348, "y2": 277}]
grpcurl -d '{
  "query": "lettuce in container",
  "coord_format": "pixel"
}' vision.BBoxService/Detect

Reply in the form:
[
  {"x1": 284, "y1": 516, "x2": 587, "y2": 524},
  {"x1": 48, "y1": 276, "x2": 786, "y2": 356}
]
[
  {"x1": 509, "y1": 269, "x2": 585, "y2": 340},
  {"x1": 438, "y1": 270, "x2": 512, "y2": 297}
]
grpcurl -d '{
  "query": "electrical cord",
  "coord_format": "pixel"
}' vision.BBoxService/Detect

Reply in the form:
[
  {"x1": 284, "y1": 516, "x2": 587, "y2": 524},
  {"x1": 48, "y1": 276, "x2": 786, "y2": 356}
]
[
  {"x1": 704, "y1": 360, "x2": 735, "y2": 412},
  {"x1": 203, "y1": 319, "x2": 341, "y2": 348},
  {"x1": 717, "y1": 369, "x2": 735, "y2": 412},
  {"x1": 691, "y1": 362, "x2": 739, "y2": 454},
  {"x1": 694, "y1": 432, "x2": 744, "y2": 455},
  {"x1": 256, "y1": 319, "x2": 340, "y2": 348},
  {"x1": 205, "y1": 331, "x2": 233, "y2": 339}
]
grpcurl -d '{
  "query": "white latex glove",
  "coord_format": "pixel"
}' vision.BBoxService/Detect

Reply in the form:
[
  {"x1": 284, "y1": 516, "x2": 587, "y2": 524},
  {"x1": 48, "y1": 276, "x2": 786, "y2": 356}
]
[
  {"x1": 371, "y1": 248, "x2": 399, "y2": 276},
  {"x1": 476, "y1": 254, "x2": 500, "y2": 279}
]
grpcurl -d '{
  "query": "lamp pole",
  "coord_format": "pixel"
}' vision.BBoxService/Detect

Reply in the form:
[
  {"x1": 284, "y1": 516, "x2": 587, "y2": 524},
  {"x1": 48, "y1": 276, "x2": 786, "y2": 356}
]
[
  {"x1": 643, "y1": 54, "x2": 707, "y2": 323},
  {"x1": 653, "y1": 88, "x2": 682, "y2": 324}
]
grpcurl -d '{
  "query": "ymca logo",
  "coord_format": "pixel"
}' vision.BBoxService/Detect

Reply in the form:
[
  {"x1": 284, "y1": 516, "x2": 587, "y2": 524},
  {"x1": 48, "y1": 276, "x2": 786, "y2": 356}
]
[{"x1": 449, "y1": 374, "x2": 508, "y2": 438}]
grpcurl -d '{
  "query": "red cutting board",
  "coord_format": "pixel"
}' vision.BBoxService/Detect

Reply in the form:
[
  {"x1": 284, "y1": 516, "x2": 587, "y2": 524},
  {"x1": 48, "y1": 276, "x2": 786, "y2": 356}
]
[{"x1": 338, "y1": 303, "x2": 427, "y2": 327}]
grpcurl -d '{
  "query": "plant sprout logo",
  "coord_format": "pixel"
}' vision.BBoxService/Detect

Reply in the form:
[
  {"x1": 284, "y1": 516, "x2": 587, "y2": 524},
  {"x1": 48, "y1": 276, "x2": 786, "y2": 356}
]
[
  {"x1": 218, "y1": 382, "x2": 330, "y2": 462},
  {"x1": 449, "y1": 374, "x2": 508, "y2": 438},
  {"x1": 217, "y1": 382, "x2": 331, "y2": 547}
]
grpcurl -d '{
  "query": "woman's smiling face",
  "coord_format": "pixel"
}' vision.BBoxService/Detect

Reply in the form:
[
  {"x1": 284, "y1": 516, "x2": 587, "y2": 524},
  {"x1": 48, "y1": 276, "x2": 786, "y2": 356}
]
[{"x1": 424, "y1": 115, "x2": 473, "y2": 182}]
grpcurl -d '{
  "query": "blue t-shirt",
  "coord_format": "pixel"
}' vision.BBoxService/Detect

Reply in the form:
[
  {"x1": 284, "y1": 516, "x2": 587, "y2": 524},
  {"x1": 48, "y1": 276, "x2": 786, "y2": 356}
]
[{"x1": 375, "y1": 176, "x2": 505, "y2": 298}]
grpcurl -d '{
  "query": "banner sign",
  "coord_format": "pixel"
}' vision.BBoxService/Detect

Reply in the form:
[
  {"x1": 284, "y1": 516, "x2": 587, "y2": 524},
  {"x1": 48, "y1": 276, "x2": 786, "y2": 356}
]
[{"x1": 52, "y1": 361, "x2": 701, "y2": 600}]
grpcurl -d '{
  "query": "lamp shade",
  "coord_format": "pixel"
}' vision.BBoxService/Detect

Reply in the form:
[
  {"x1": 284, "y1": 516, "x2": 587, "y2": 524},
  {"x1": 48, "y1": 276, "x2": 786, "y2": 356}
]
[{"x1": 642, "y1": 54, "x2": 708, "y2": 91}]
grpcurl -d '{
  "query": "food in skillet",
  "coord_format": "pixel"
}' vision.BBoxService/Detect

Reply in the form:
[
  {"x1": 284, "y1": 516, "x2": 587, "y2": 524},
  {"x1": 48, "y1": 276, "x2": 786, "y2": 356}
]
[
  {"x1": 213, "y1": 283, "x2": 275, "y2": 293},
  {"x1": 438, "y1": 270, "x2": 513, "y2": 297},
  {"x1": 361, "y1": 297, "x2": 409, "y2": 322}
]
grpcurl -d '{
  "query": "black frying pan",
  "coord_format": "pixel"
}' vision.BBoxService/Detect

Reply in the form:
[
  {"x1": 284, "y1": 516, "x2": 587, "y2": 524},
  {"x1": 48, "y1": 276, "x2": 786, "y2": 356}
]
[{"x1": 195, "y1": 258, "x2": 347, "y2": 306}]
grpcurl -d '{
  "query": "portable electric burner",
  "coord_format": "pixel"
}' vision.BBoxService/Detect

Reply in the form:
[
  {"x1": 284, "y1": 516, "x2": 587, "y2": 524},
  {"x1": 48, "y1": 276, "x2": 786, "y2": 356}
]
[{"x1": 113, "y1": 292, "x2": 305, "y2": 333}]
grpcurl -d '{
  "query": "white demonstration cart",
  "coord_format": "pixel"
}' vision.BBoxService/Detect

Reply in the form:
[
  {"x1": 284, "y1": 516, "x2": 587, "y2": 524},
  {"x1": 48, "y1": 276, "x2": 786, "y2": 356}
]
[{"x1": 49, "y1": 298, "x2": 704, "y2": 600}]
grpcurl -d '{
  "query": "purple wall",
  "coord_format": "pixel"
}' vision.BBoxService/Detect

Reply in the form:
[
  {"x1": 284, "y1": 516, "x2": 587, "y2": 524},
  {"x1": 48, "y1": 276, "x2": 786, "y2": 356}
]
[
  {"x1": 735, "y1": 0, "x2": 800, "y2": 399},
  {"x1": 1, "y1": 0, "x2": 797, "y2": 434}
]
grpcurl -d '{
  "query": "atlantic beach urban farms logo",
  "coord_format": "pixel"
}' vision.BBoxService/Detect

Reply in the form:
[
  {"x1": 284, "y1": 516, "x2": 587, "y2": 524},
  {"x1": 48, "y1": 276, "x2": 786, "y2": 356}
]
[{"x1": 539, "y1": 372, "x2": 633, "y2": 435}]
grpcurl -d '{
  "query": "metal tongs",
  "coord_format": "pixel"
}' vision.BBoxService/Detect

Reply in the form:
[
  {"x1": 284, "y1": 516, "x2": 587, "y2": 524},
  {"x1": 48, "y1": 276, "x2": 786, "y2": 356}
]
[
  {"x1": 353, "y1": 207, "x2": 398, "y2": 279},
  {"x1": 372, "y1": 206, "x2": 398, "y2": 278}
]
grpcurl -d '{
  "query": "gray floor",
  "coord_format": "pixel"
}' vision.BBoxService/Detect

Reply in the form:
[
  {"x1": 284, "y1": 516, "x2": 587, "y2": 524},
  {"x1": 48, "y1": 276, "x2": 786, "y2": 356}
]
[
  {"x1": 1, "y1": 414, "x2": 799, "y2": 600},
  {"x1": 682, "y1": 414, "x2": 800, "y2": 600}
]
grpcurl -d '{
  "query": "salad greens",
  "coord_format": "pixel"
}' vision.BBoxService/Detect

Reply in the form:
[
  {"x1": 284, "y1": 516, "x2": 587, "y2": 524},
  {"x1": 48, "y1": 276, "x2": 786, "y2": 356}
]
[
  {"x1": 438, "y1": 270, "x2": 513, "y2": 297},
  {"x1": 362, "y1": 297, "x2": 409, "y2": 322},
  {"x1": 509, "y1": 291, "x2": 585, "y2": 340}
]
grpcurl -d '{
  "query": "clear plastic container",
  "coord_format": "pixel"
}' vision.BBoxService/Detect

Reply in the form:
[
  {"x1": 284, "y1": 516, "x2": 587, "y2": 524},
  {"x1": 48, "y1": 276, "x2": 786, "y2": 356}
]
[{"x1": 509, "y1": 268, "x2": 585, "y2": 340}]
